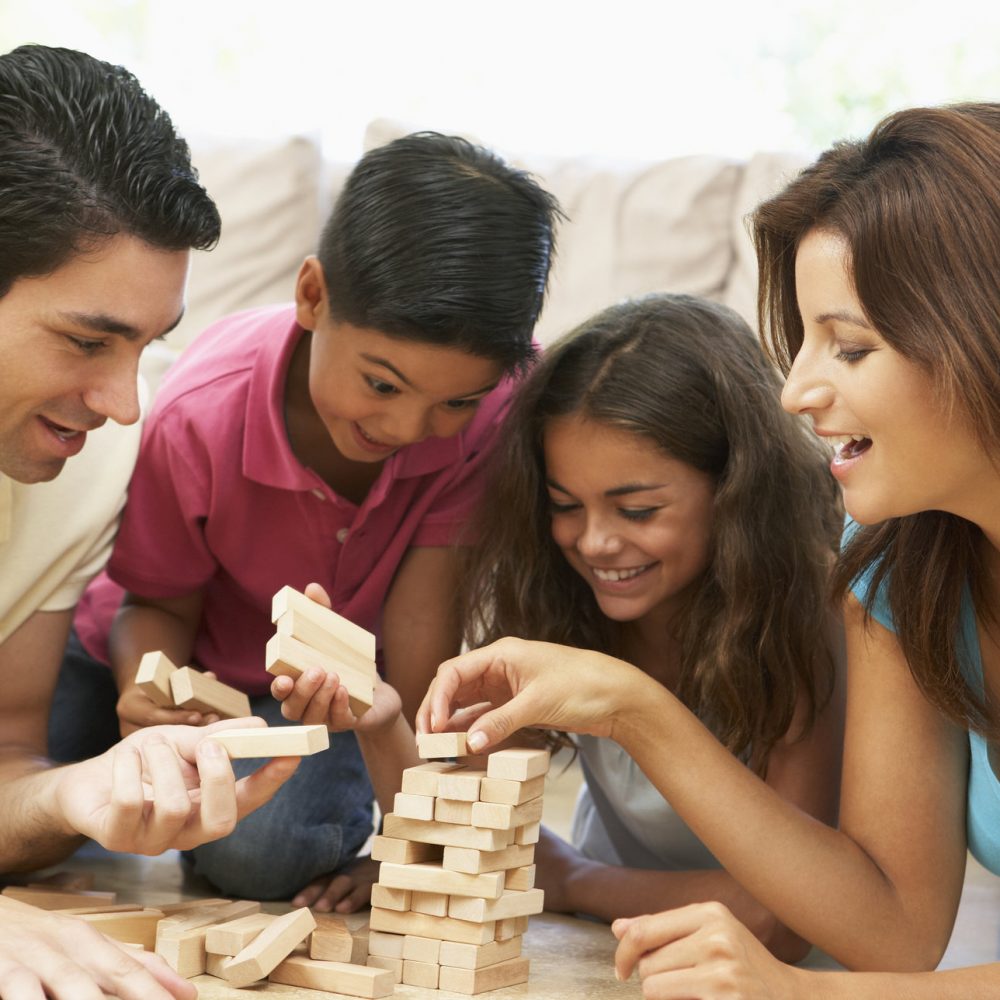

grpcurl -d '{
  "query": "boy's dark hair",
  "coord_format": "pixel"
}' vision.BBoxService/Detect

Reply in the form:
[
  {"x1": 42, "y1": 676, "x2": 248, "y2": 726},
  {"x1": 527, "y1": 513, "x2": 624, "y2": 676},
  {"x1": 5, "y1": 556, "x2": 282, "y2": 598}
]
[
  {"x1": 318, "y1": 132, "x2": 562, "y2": 374},
  {"x1": 0, "y1": 44, "x2": 220, "y2": 296}
]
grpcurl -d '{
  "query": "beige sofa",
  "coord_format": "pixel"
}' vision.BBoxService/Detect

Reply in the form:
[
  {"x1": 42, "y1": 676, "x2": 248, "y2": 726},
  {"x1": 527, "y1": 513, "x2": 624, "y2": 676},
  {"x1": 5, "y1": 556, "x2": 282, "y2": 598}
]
[{"x1": 159, "y1": 121, "x2": 806, "y2": 376}]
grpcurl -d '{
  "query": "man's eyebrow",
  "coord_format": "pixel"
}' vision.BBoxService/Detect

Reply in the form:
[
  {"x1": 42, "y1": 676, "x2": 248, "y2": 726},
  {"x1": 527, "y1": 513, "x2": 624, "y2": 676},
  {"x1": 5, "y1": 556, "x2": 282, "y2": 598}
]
[
  {"x1": 59, "y1": 308, "x2": 185, "y2": 340},
  {"x1": 816, "y1": 309, "x2": 873, "y2": 329},
  {"x1": 360, "y1": 352, "x2": 498, "y2": 398}
]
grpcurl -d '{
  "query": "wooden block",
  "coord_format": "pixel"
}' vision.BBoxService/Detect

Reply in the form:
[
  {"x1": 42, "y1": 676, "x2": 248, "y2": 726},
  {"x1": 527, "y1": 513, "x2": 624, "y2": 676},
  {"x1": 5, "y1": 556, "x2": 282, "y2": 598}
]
[
  {"x1": 402, "y1": 934, "x2": 441, "y2": 963},
  {"x1": 437, "y1": 767, "x2": 487, "y2": 802},
  {"x1": 449, "y1": 887, "x2": 545, "y2": 923},
  {"x1": 392, "y1": 792, "x2": 435, "y2": 821},
  {"x1": 1, "y1": 887, "x2": 116, "y2": 910},
  {"x1": 224, "y1": 906, "x2": 316, "y2": 988},
  {"x1": 495, "y1": 915, "x2": 529, "y2": 941},
  {"x1": 369, "y1": 835, "x2": 442, "y2": 865},
  {"x1": 416, "y1": 730, "x2": 470, "y2": 759},
  {"x1": 205, "y1": 951, "x2": 232, "y2": 977},
  {"x1": 370, "y1": 907, "x2": 495, "y2": 945},
  {"x1": 434, "y1": 797, "x2": 474, "y2": 825},
  {"x1": 308, "y1": 913, "x2": 366, "y2": 963},
  {"x1": 402, "y1": 958, "x2": 440, "y2": 988},
  {"x1": 79, "y1": 909, "x2": 164, "y2": 950},
  {"x1": 442, "y1": 843, "x2": 535, "y2": 875},
  {"x1": 439, "y1": 955, "x2": 530, "y2": 994},
  {"x1": 479, "y1": 774, "x2": 545, "y2": 806},
  {"x1": 27, "y1": 873, "x2": 95, "y2": 891},
  {"x1": 157, "y1": 898, "x2": 233, "y2": 916},
  {"x1": 275, "y1": 608, "x2": 377, "y2": 679},
  {"x1": 271, "y1": 586, "x2": 376, "y2": 660},
  {"x1": 157, "y1": 924, "x2": 214, "y2": 977},
  {"x1": 471, "y1": 794, "x2": 545, "y2": 831},
  {"x1": 439, "y1": 934, "x2": 522, "y2": 970},
  {"x1": 60, "y1": 903, "x2": 145, "y2": 915},
  {"x1": 157, "y1": 900, "x2": 261, "y2": 942},
  {"x1": 378, "y1": 861, "x2": 504, "y2": 900},
  {"x1": 370, "y1": 884, "x2": 411, "y2": 912},
  {"x1": 486, "y1": 746, "x2": 550, "y2": 781},
  {"x1": 204, "y1": 724, "x2": 329, "y2": 758},
  {"x1": 169, "y1": 666, "x2": 251, "y2": 719},
  {"x1": 269, "y1": 954, "x2": 393, "y2": 997},
  {"x1": 411, "y1": 891, "x2": 449, "y2": 917},
  {"x1": 135, "y1": 650, "x2": 178, "y2": 707},
  {"x1": 400, "y1": 761, "x2": 463, "y2": 797},
  {"x1": 383, "y1": 813, "x2": 512, "y2": 852},
  {"x1": 265, "y1": 633, "x2": 373, "y2": 716},
  {"x1": 514, "y1": 820, "x2": 541, "y2": 845},
  {"x1": 367, "y1": 954, "x2": 403, "y2": 983},
  {"x1": 205, "y1": 913, "x2": 275, "y2": 955},
  {"x1": 367, "y1": 929, "x2": 405, "y2": 958},
  {"x1": 505, "y1": 864, "x2": 536, "y2": 891}
]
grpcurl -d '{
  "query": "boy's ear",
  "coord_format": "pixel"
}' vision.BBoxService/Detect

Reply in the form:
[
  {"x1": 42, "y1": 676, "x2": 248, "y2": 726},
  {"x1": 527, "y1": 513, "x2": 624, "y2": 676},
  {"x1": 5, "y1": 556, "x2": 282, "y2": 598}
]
[{"x1": 294, "y1": 256, "x2": 328, "y2": 331}]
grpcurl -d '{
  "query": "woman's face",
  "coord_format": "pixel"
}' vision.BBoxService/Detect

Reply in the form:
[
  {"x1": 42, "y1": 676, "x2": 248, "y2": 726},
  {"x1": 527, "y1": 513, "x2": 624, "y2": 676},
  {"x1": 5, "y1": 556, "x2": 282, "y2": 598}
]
[
  {"x1": 543, "y1": 414, "x2": 715, "y2": 627},
  {"x1": 782, "y1": 228, "x2": 990, "y2": 526}
]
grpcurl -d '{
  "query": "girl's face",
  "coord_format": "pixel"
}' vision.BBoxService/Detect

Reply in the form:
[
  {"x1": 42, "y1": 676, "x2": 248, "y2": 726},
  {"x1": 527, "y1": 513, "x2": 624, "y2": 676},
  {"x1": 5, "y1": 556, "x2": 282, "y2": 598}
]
[
  {"x1": 783, "y1": 228, "x2": 989, "y2": 526},
  {"x1": 543, "y1": 414, "x2": 714, "y2": 627}
]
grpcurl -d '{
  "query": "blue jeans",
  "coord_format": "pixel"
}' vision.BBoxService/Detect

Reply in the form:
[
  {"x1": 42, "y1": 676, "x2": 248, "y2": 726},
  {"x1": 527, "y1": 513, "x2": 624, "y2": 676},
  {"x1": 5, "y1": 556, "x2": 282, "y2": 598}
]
[{"x1": 50, "y1": 629, "x2": 375, "y2": 900}]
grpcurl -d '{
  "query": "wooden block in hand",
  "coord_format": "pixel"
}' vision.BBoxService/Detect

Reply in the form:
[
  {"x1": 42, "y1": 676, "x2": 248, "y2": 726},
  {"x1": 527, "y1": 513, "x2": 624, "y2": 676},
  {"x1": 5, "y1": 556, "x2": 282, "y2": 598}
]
[
  {"x1": 438, "y1": 955, "x2": 530, "y2": 994},
  {"x1": 275, "y1": 609, "x2": 376, "y2": 678},
  {"x1": 265, "y1": 632, "x2": 373, "y2": 716},
  {"x1": 416, "y1": 731, "x2": 468, "y2": 759},
  {"x1": 169, "y1": 666, "x2": 251, "y2": 719},
  {"x1": 271, "y1": 586, "x2": 376, "y2": 660},
  {"x1": 224, "y1": 906, "x2": 316, "y2": 988},
  {"x1": 378, "y1": 861, "x2": 504, "y2": 900},
  {"x1": 485, "y1": 747, "x2": 550, "y2": 781},
  {"x1": 269, "y1": 954, "x2": 394, "y2": 997},
  {"x1": 135, "y1": 651, "x2": 178, "y2": 707},
  {"x1": 438, "y1": 935, "x2": 522, "y2": 970},
  {"x1": 205, "y1": 725, "x2": 329, "y2": 758}
]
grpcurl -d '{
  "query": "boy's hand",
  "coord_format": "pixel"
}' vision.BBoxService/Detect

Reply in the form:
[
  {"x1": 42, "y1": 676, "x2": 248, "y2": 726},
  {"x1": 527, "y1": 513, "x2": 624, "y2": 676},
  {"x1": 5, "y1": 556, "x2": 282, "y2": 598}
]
[
  {"x1": 116, "y1": 682, "x2": 218, "y2": 737},
  {"x1": 290, "y1": 856, "x2": 379, "y2": 914},
  {"x1": 271, "y1": 671, "x2": 402, "y2": 733}
]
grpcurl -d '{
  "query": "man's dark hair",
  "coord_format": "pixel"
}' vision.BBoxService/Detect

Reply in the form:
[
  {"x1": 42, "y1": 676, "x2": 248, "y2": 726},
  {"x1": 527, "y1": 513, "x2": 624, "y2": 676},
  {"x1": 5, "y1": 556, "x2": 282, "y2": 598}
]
[
  {"x1": 0, "y1": 44, "x2": 220, "y2": 296},
  {"x1": 318, "y1": 132, "x2": 562, "y2": 374}
]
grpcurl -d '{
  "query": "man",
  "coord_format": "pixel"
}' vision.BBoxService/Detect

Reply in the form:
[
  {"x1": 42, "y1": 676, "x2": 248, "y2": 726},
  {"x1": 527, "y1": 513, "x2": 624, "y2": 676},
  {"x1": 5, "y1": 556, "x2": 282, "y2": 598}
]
[{"x1": 0, "y1": 44, "x2": 297, "y2": 999}]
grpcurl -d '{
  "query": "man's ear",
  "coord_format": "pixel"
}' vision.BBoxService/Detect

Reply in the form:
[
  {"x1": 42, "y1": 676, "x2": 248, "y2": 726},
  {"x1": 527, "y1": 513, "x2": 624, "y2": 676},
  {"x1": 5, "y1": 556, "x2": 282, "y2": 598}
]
[{"x1": 294, "y1": 256, "x2": 328, "y2": 331}]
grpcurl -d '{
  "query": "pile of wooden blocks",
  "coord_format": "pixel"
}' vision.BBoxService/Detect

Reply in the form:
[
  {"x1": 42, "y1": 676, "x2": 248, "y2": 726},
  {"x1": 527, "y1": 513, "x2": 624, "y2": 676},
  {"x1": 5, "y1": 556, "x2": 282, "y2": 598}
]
[
  {"x1": 266, "y1": 585, "x2": 376, "y2": 717},
  {"x1": 135, "y1": 650, "x2": 252, "y2": 719},
  {"x1": 366, "y1": 732, "x2": 549, "y2": 994}
]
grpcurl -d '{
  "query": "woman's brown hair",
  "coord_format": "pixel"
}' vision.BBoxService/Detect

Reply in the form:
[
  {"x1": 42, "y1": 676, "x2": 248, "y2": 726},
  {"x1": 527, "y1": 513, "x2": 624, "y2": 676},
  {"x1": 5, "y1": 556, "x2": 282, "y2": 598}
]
[
  {"x1": 752, "y1": 103, "x2": 1000, "y2": 738},
  {"x1": 462, "y1": 294, "x2": 841, "y2": 770}
]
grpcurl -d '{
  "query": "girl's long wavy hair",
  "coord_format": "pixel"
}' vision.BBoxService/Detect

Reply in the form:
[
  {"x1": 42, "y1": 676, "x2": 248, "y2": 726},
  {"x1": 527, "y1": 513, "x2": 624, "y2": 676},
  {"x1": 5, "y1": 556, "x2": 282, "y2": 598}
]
[
  {"x1": 753, "y1": 103, "x2": 1000, "y2": 740},
  {"x1": 462, "y1": 294, "x2": 841, "y2": 770}
]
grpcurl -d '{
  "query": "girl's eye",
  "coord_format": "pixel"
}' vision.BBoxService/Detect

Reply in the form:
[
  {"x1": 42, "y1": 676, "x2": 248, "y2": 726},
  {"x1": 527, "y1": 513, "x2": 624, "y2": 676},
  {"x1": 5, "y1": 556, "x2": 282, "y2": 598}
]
[
  {"x1": 547, "y1": 498, "x2": 579, "y2": 515},
  {"x1": 620, "y1": 507, "x2": 657, "y2": 522},
  {"x1": 68, "y1": 336, "x2": 107, "y2": 355},
  {"x1": 366, "y1": 376, "x2": 399, "y2": 396}
]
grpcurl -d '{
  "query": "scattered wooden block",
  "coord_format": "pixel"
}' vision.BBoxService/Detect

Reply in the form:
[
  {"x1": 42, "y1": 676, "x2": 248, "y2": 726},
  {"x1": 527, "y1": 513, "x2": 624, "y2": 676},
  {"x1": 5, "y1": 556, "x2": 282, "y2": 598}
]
[
  {"x1": 410, "y1": 891, "x2": 449, "y2": 917},
  {"x1": 269, "y1": 955, "x2": 393, "y2": 997},
  {"x1": 205, "y1": 913, "x2": 275, "y2": 955},
  {"x1": 470, "y1": 794, "x2": 545, "y2": 831},
  {"x1": 366, "y1": 954, "x2": 403, "y2": 984},
  {"x1": 448, "y1": 887, "x2": 545, "y2": 923},
  {"x1": 442, "y1": 842, "x2": 535, "y2": 875},
  {"x1": 437, "y1": 768, "x2": 487, "y2": 802},
  {"x1": 495, "y1": 915, "x2": 529, "y2": 942},
  {"x1": 367, "y1": 929, "x2": 405, "y2": 959},
  {"x1": 505, "y1": 864, "x2": 536, "y2": 891},
  {"x1": 157, "y1": 924, "x2": 214, "y2": 977},
  {"x1": 204, "y1": 724, "x2": 329, "y2": 758},
  {"x1": 157, "y1": 900, "x2": 261, "y2": 945},
  {"x1": 439, "y1": 935, "x2": 522, "y2": 970},
  {"x1": 271, "y1": 586, "x2": 376, "y2": 660},
  {"x1": 370, "y1": 884, "x2": 411, "y2": 912},
  {"x1": 265, "y1": 633, "x2": 373, "y2": 716},
  {"x1": 400, "y1": 761, "x2": 464, "y2": 797},
  {"x1": 205, "y1": 951, "x2": 232, "y2": 977},
  {"x1": 169, "y1": 666, "x2": 251, "y2": 719},
  {"x1": 514, "y1": 821, "x2": 541, "y2": 845},
  {"x1": 416, "y1": 731, "x2": 468, "y2": 759},
  {"x1": 438, "y1": 955, "x2": 530, "y2": 994},
  {"x1": 157, "y1": 898, "x2": 233, "y2": 916},
  {"x1": 369, "y1": 835, "x2": 442, "y2": 865},
  {"x1": 486, "y1": 747, "x2": 550, "y2": 782},
  {"x1": 79, "y1": 909, "x2": 164, "y2": 950},
  {"x1": 479, "y1": 774, "x2": 545, "y2": 806},
  {"x1": 60, "y1": 903, "x2": 144, "y2": 915},
  {"x1": 378, "y1": 861, "x2": 504, "y2": 900},
  {"x1": 308, "y1": 913, "x2": 366, "y2": 963},
  {"x1": 135, "y1": 651, "x2": 178, "y2": 707},
  {"x1": 402, "y1": 958, "x2": 440, "y2": 988},
  {"x1": 434, "y1": 797, "x2": 474, "y2": 825},
  {"x1": 402, "y1": 934, "x2": 441, "y2": 964},
  {"x1": 392, "y1": 792, "x2": 436, "y2": 821},
  {"x1": 275, "y1": 608, "x2": 376, "y2": 678},
  {"x1": 382, "y1": 814, "x2": 512, "y2": 852},
  {"x1": 1, "y1": 887, "x2": 116, "y2": 910},
  {"x1": 224, "y1": 906, "x2": 316, "y2": 988},
  {"x1": 369, "y1": 907, "x2": 495, "y2": 945}
]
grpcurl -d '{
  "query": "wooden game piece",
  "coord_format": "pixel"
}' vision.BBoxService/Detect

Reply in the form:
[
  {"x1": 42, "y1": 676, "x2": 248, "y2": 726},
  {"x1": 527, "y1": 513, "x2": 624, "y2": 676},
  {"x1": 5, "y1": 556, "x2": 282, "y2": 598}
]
[
  {"x1": 439, "y1": 935, "x2": 523, "y2": 970},
  {"x1": 382, "y1": 814, "x2": 512, "y2": 852},
  {"x1": 505, "y1": 864, "x2": 536, "y2": 891},
  {"x1": 495, "y1": 915, "x2": 529, "y2": 941},
  {"x1": 402, "y1": 934, "x2": 442, "y2": 964},
  {"x1": 367, "y1": 954, "x2": 403, "y2": 983},
  {"x1": 434, "y1": 797, "x2": 474, "y2": 824},
  {"x1": 369, "y1": 835, "x2": 443, "y2": 865},
  {"x1": 437, "y1": 767, "x2": 487, "y2": 802},
  {"x1": 135, "y1": 651, "x2": 178, "y2": 707},
  {"x1": 1, "y1": 887, "x2": 116, "y2": 910},
  {"x1": 514, "y1": 820, "x2": 541, "y2": 845},
  {"x1": 205, "y1": 913, "x2": 275, "y2": 955},
  {"x1": 392, "y1": 792, "x2": 436, "y2": 821},
  {"x1": 367, "y1": 929, "x2": 405, "y2": 958},
  {"x1": 416, "y1": 730, "x2": 468, "y2": 759},
  {"x1": 309, "y1": 913, "x2": 366, "y2": 963},
  {"x1": 169, "y1": 666, "x2": 251, "y2": 719},
  {"x1": 370, "y1": 884, "x2": 411, "y2": 912},
  {"x1": 369, "y1": 907, "x2": 495, "y2": 945},
  {"x1": 265, "y1": 633, "x2": 374, "y2": 716},
  {"x1": 78, "y1": 909, "x2": 164, "y2": 950},
  {"x1": 402, "y1": 958, "x2": 440, "y2": 988},
  {"x1": 448, "y1": 887, "x2": 545, "y2": 923},
  {"x1": 224, "y1": 906, "x2": 316, "y2": 988},
  {"x1": 275, "y1": 608, "x2": 377, "y2": 678},
  {"x1": 60, "y1": 903, "x2": 145, "y2": 915},
  {"x1": 410, "y1": 891, "x2": 449, "y2": 917},
  {"x1": 400, "y1": 760, "x2": 463, "y2": 797},
  {"x1": 157, "y1": 898, "x2": 233, "y2": 916},
  {"x1": 442, "y1": 842, "x2": 535, "y2": 875},
  {"x1": 204, "y1": 724, "x2": 329, "y2": 758},
  {"x1": 269, "y1": 955, "x2": 394, "y2": 997},
  {"x1": 486, "y1": 747, "x2": 550, "y2": 781},
  {"x1": 156, "y1": 901, "x2": 261, "y2": 978},
  {"x1": 157, "y1": 900, "x2": 261, "y2": 943},
  {"x1": 470, "y1": 794, "x2": 545, "y2": 831},
  {"x1": 27, "y1": 872, "x2": 96, "y2": 891},
  {"x1": 378, "y1": 861, "x2": 504, "y2": 900},
  {"x1": 271, "y1": 586, "x2": 376, "y2": 660},
  {"x1": 438, "y1": 955, "x2": 530, "y2": 994},
  {"x1": 479, "y1": 774, "x2": 546, "y2": 806}
]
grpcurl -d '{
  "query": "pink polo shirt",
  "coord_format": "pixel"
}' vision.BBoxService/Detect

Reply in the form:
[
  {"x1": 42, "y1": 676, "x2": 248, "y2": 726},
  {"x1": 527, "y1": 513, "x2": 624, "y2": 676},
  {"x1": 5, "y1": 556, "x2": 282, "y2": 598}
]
[{"x1": 74, "y1": 304, "x2": 514, "y2": 695}]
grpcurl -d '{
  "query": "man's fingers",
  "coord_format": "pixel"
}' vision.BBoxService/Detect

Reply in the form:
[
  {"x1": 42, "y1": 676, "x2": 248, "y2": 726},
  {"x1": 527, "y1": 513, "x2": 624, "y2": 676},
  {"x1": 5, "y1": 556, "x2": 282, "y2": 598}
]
[
  {"x1": 192, "y1": 739, "x2": 238, "y2": 842},
  {"x1": 232, "y1": 756, "x2": 301, "y2": 820}
]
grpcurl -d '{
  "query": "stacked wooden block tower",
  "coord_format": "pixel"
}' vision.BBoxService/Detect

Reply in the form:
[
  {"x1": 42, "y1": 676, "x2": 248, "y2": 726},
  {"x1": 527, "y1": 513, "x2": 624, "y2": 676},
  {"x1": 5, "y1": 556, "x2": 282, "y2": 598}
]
[{"x1": 366, "y1": 731, "x2": 550, "y2": 994}]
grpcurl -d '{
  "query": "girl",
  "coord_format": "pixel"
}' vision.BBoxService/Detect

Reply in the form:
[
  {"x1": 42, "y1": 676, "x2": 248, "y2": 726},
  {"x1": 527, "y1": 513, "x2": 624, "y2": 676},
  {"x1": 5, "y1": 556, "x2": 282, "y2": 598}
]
[
  {"x1": 420, "y1": 103, "x2": 1000, "y2": 997},
  {"x1": 453, "y1": 292, "x2": 844, "y2": 961}
]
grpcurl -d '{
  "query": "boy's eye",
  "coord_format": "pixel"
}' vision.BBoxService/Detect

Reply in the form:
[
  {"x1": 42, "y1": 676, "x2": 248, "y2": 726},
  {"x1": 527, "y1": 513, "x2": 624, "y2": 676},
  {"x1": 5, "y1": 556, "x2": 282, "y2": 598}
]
[
  {"x1": 366, "y1": 376, "x2": 399, "y2": 396},
  {"x1": 67, "y1": 335, "x2": 107, "y2": 355},
  {"x1": 620, "y1": 507, "x2": 657, "y2": 522},
  {"x1": 443, "y1": 397, "x2": 480, "y2": 411}
]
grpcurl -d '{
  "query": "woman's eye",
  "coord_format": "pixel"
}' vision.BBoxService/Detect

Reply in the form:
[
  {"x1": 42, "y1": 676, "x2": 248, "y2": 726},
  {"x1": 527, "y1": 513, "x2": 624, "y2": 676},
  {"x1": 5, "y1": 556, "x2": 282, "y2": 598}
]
[
  {"x1": 547, "y1": 499, "x2": 579, "y2": 515},
  {"x1": 834, "y1": 347, "x2": 871, "y2": 364},
  {"x1": 620, "y1": 507, "x2": 657, "y2": 522}
]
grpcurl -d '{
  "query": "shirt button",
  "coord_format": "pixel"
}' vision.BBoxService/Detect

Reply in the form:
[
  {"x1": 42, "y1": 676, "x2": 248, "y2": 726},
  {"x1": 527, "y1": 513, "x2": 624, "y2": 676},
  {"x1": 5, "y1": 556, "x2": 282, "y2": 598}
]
[
  {"x1": 336, "y1": 528, "x2": 349, "y2": 543},
  {"x1": 311, "y1": 488, "x2": 325, "y2": 500}
]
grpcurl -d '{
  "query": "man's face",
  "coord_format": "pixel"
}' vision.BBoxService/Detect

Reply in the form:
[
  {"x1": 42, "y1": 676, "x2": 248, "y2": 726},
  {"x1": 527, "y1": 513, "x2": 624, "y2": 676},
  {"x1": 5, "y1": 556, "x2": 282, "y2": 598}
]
[{"x1": 0, "y1": 235, "x2": 189, "y2": 483}]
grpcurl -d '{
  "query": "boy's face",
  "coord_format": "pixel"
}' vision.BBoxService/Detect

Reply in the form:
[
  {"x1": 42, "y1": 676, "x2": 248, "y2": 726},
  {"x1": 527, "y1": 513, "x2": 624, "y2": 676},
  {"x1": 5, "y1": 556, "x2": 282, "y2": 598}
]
[{"x1": 0, "y1": 235, "x2": 188, "y2": 483}]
